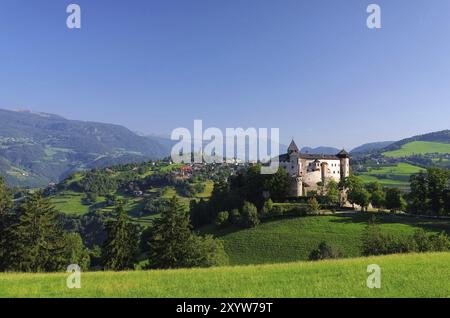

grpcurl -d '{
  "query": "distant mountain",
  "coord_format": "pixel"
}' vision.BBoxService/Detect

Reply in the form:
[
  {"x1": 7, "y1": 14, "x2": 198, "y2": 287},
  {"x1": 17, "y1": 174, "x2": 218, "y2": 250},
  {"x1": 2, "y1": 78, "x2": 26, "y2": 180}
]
[
  {"x1": 351, "y1": 141, "x2": 395, "y2": 154},
  {"x1": 300, "y1": 146, "x2": 341, "y2": 155},
  {"x1": 0, "y1": 109, "x2": 170, "y2": 187}
]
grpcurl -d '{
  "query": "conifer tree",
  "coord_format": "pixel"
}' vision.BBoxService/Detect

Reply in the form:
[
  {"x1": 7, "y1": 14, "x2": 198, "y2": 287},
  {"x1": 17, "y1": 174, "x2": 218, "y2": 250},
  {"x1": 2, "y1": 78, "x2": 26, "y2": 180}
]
[
  {"x1": 147, "y1": 196, "x2": 228, "y2": 269},
  {"x1": 147, "y1": 196, "x2": 192, "y2": 269},
  {"x1": 9, "y1": 192, "x2": 66, "y2": 272},
  {"x1": 102, "y1": 204, "x2": 139, "y2": 270},
  {"x1": 0, "y1": 177, "x2": 13, "y2": 270}
]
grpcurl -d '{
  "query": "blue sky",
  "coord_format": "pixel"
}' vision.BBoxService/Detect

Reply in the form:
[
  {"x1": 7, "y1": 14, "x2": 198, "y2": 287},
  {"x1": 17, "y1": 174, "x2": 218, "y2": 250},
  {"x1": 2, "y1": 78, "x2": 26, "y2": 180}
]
[{"x1": 1, "y1": 0, "x2": 449, "y2": 149}]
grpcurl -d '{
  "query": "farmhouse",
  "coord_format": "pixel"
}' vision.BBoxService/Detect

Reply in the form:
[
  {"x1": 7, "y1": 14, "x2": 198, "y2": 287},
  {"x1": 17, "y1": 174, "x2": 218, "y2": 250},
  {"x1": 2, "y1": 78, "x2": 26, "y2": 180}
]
[{"x1": 279, "y1": 140, "x2": 350, "y2": 196}]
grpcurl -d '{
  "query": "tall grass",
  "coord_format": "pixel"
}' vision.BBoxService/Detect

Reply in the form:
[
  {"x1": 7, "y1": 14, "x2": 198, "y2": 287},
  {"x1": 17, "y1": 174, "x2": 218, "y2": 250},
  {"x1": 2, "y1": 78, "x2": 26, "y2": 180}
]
[{"x1": 0, "y1": 253, "x2": 448, "y2": 298}]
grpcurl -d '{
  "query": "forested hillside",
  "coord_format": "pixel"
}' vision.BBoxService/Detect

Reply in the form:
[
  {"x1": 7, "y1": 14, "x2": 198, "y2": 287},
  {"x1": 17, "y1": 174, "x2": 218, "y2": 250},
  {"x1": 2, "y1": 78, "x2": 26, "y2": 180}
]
[{"x1": 0, "y1": 109, "x2": 170, "y2": 187}]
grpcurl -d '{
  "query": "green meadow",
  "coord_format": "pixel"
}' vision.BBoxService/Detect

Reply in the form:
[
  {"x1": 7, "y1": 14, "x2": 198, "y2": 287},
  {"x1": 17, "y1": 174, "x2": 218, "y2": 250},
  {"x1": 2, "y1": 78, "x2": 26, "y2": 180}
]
[
  {"x1": 356, "y1": 163, "x2": 425, "y2": 189},
  {"x1": 383, "y1": 141, "x2": 450, "y2": 158},
  {"x1": 50, "y1": 191, "x2": 90, "y2": 216},
  {"x1": 203, "y1": 213, "x2": 450, "y2": 265},
  {"x1": 0, "y1": 253, "x2": 448, "y2": 298}
]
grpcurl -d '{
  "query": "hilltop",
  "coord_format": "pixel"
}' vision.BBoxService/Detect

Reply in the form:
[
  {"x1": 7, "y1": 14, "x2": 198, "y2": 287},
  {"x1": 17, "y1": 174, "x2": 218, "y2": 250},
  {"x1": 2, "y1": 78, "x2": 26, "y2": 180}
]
[{"x1": 353, "y1": 130, "x2": 449, "y2": 189}]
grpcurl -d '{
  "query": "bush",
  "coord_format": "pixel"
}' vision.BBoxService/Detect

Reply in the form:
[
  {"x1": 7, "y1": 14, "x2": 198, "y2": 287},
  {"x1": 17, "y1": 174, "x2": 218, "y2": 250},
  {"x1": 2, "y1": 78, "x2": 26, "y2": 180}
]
[
  {"x1": 82, "y1": 192, "x2": 98, "y2": 205},
  {"x1": 229, "y1": 209, "x2": 241, "y2": 225},
  {"x1": 270, "y1": 205, "x2": 284, "y2": 217},
  {"x1": 260, "y1": 199, "x2": 274, "y2": 217},
  {"x1": 307, "y1": 197, "x2": 321, "y2": 212},
  {"x1": 309, "y1": 241, "x2": 342, "y2": 261},
  {"x1": 186, "y1": 235, "x2": 229, "y2": 268},
  {"x1": 144, "y1": 198, "x2": 170, "y2": 214},
  {"x1": 385, "y1": 188, "x2": 406, "y2": 212},
  {"x1": 215, "y1": 211, "x2": 229, "y2": 227},
  {"x1": 240, "y1": 201, "x2": 259, "y2": 228},
  {"x1": 363, "y1": 223, "x2": 450, "y2": 256},
  {"x1": 429, "y1": 232, "x2": 450, "y2": 251}
]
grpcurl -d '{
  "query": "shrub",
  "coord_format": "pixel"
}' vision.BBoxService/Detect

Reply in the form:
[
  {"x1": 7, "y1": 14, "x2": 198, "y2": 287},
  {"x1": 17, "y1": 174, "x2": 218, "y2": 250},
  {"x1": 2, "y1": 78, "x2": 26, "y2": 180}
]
[
  {"x1": 270, "y1": 205, "x2": 284, "y2": 217},
  {"x1": 385, "y1": 188, "x2": 407, "y2": 212},
  {"x1": 186, "y1": 235, "x2": 229, "y2": 267},
  {"x1": 309, "y1": 241, "x2": 342, "y2": 261},
  {"x1": 307, "y1": 197, "x2": 321, "y2": 212},
  {"x1": 240, "y1": 201, "x2": 259, "y2": 228},
  {"x1": 260, "y1": 199, "x2": 274, "y2": 218},
  {"x1": 363, "y1": 224, "x2": 450, "y2": 256},
  {"x1": 215, "y1": 211, "x2": 229, "y2": 227},
  {"x1": 229, "y1": 209, "x2": 241, "y2": 225},
  {"x1": 429, "y1": 232, "x2": 450, "y2": 251},
  {"x1": 82, "y1": 192, "x2": 98, "y2": 205}
]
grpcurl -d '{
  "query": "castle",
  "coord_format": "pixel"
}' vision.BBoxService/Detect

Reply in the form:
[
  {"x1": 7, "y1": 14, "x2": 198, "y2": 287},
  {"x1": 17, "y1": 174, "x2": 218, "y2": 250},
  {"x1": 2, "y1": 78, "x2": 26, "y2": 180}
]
[{"x1": 279, "y1": 140, "x2": 350, "y2": 196}]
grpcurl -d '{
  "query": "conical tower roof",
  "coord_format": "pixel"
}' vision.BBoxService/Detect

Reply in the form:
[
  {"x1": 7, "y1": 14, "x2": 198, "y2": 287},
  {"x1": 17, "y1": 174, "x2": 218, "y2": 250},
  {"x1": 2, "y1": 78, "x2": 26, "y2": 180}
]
[
  {"x1": 337, "y1": 149, "x2": 350, "y2": 158},
  {"x1": 288, "y1": 140, "x2": 299, "y2": 154}
]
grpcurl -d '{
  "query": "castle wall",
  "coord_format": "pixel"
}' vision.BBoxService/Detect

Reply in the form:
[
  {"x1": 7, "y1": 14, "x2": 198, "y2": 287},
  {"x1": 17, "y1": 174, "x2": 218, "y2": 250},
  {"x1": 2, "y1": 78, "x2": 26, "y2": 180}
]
[{"x1": 281, "y1": 156, "x2": 346, "y2": 196}]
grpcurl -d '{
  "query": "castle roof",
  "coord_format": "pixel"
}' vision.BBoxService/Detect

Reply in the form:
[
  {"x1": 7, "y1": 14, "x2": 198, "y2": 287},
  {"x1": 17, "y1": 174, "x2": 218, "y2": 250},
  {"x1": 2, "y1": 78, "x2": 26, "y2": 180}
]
[
  {"x1": 278, "y1": 141, "x2": 350, "y2": 162},
  {"x1": 279, "y1": 153, "x2": 341, "y2": 161},
  {"x1": 337, "y1": 149, "x2": 350, "y2": 158},
  {"x1": 287, "y1": 140, "x2": 299, "y2": 153}
]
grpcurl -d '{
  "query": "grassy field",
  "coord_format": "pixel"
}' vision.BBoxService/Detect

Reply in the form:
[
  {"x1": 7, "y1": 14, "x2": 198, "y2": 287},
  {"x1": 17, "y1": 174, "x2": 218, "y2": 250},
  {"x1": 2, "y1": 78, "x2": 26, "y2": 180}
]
[
  {"x1": 203, "y1": 214, "x2": 450, "y2": 265},
  {"x1": 50, "y1": 191, "x2": 89, "y2": 215},
  {"x1": 356, "y1": 163, "x2": 425, "y2": 189},
  {"x1": 383, "y1": 141, "x2": 450, "y2": 158},
  {"x1": 0, "y1": 253, "x2": 448, "y2": 298}
]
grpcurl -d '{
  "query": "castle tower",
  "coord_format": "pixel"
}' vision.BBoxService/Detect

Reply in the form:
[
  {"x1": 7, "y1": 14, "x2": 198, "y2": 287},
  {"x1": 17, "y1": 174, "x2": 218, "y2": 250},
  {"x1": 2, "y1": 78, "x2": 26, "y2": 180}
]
[
  {"x1": 337, "y1": 149, "x2": 350, "y2": 180},
  {"x1": 321, "y1": 161, "x2": 329, "y2": 183},
  {"x1": 287, "y1": 139, "x2": 299, "y2": 154}
]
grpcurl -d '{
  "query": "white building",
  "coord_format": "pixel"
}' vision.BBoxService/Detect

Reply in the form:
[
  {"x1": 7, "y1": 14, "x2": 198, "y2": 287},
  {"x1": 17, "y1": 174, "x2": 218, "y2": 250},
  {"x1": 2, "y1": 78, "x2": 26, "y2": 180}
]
[{"x1": 279, "y1": 140, "x2": 350, "y2": 196}]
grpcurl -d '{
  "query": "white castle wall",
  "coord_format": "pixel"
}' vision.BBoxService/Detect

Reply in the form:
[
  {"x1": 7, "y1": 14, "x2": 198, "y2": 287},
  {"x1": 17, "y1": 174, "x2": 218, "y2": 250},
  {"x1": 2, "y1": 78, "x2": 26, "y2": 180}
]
[{"x1": 280, "y1": 154, "x2": 350, "y2": 196}]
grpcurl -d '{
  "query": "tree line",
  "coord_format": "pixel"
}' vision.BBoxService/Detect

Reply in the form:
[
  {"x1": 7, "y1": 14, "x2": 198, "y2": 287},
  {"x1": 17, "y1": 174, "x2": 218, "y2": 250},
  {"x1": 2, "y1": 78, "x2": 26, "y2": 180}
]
[
  {"x1": 344, "y1": 167, "x2": 449, "y2": 215},
  {"x1": 0, "y1": 176, "x2": 227, "y2": 272}
]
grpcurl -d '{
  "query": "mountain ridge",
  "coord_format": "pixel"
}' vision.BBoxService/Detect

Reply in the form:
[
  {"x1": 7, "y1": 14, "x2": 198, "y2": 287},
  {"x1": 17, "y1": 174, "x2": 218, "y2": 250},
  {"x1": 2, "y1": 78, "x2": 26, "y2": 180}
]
[{"x1": 0, "y1": 109, "x2": 170, "y2": 187}]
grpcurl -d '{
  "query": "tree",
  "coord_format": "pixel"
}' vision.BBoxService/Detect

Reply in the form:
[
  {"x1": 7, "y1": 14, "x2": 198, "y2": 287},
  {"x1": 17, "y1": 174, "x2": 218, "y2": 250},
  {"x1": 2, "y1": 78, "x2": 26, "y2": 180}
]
[
  {"x1": 341, "y1": 175, "x2": 364, "y2": 208},
  {"x1": 349, "y1": 187, "x2": 370, "y2": 211},
  {"x1": 307, "y1": 197, "x2": 321, "y2": 212},
  {"x1": 0, "y1": 177, "x2": 12, "y2": 217},
  {"x1": 427, "y1": 168, "x2": 449, "y2": 216},
  {"x1": 62, "y1": 232, "x2": 91, "y2": 271},
  {"x1": 102, "y1": 204, "x2": 139, "y2": 271},
  {"x1": 409, "y1": 172, "x2": 428, "y2": 214},
  {"x1": 260, "y1": 199, "x2": 274, "y2": 217},
  {"x1": 215, "y1": 211, "x2": 229, "y2": 227},
  {"x1": 370, "y1": 189, "x2": 386, "y2": 212},
  {"x1": 82, "y1": 192, "x2": 98, "y2": 205},
  {"x1": 147, "y1": 196, "x2": 228, "y2": 269},
  {"x1": 0, "y1": 177, "x2": 13, "y2": 270},
  {"x1": 240, "y1": 201, "x2": 259, "y2": 228},
  {"x1": 184, "y1": 235, "x2": 229, "y2": 268},
  {"x1": 324, "y1": 180, "x2": 340, "y2": 208},
  {"x1": 230, "y1": 208, "x2": 241, "y2": 225},
  {"x1": 7, "y1": 192, "x2": 67, "y2": 272},
  {"x1": 263, "y1": 168, "x2": 292, "y2": 200},
  {"x1": 385, "y1": 188, "x2": 406, "y2": 212}
]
